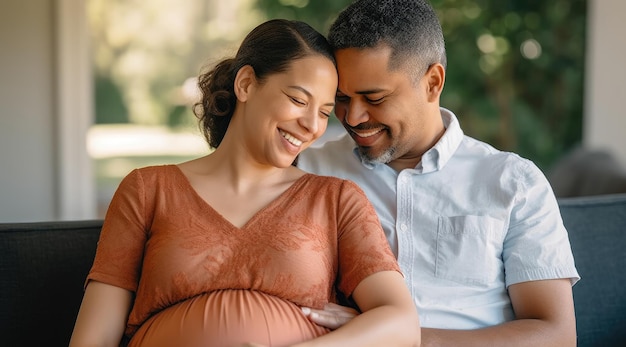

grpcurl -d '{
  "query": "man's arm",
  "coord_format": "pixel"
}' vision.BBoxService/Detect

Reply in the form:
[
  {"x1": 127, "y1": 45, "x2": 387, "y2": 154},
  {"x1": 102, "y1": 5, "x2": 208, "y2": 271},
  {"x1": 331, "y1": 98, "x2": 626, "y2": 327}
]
[
  {"x1": 421, "y1": 279, "x2": 576, "y2": 347},
  {"x1": 304, "y1": 278, "x2": 576, "y2": 347}
]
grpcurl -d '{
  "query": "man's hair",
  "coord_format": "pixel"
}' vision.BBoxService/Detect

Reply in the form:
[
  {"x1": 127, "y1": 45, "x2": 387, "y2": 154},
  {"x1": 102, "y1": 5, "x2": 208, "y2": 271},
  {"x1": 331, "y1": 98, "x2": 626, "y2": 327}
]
[{"x1": 328, "y1": 0, "x2": 447, "y2": 78}]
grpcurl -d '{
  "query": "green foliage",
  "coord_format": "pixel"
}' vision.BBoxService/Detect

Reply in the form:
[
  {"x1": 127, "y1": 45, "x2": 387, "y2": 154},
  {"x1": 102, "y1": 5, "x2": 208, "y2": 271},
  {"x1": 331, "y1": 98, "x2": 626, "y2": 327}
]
[
  {"x1": 89, "y1": 0, "x2": 262, "y2": 127},
  {"x1": 432, "y1": 0, "x2": 586, "y2": 169},
  {"x1": 94, "y1": 75, "x2": 129, "y2": 124},
  {"x1": 256, "y1": 0, "x2": 587, "y2": 169},
  {"x1": 92, "y1": 0, "x2": 586, "y2": 169},
  {"x1": 254, "y1": 0, "x2": 352, "y2": 33}
]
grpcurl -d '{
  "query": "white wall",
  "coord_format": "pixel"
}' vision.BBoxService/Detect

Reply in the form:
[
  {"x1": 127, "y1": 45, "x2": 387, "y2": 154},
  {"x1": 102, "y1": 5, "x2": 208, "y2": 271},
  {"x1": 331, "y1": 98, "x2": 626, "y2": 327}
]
[
  {"x1": 0, "y1": 0, "x2": 58, "y2": 222},
  {"x1": 584, "y1": 0, "x2": 626, "y2": 168},
  {"x1": 0, "y1": 0, "x2": 94, "y2": 222}
]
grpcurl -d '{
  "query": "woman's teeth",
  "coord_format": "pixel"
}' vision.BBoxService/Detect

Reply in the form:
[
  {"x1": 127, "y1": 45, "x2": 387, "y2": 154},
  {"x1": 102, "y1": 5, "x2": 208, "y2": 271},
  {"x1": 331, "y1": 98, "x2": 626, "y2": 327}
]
[{"x1": 280, "y1": 130, "x2": 303, "y2": 146}]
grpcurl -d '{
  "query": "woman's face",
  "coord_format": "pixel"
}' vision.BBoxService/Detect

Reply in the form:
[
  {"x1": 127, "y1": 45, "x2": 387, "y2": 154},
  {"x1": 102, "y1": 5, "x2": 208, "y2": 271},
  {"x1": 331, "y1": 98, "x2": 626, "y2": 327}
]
[{"x1": 238, "y1": 55, "x2": 338, "y2": 168}]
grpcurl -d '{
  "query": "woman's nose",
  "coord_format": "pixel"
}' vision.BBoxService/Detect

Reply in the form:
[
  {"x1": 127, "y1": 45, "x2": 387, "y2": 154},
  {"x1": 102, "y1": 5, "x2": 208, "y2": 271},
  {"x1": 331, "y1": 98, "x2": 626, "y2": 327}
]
[{"x1": 298, "y1": 109, "x2": 320, "y2": 134}]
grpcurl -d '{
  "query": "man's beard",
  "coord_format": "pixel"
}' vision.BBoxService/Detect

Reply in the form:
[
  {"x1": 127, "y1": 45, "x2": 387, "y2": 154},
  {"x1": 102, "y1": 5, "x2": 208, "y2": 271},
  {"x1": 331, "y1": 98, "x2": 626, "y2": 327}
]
[{"x1": 358, "y1": 145, "x2": 396, "y2": 165}]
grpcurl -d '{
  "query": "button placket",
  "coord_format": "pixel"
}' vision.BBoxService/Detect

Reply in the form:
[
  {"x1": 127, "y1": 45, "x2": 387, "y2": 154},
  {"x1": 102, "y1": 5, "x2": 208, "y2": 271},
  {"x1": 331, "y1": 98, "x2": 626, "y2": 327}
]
[{"x1": 396, "y1": 171, "x2": 414, "y2": 294}]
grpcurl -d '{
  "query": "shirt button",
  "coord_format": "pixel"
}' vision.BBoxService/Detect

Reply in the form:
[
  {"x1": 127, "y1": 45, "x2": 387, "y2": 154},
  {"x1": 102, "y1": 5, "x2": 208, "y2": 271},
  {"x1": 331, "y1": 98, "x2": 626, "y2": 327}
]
[{"x1": 400, "y1": 223, "x2": 408, "y2": 232}]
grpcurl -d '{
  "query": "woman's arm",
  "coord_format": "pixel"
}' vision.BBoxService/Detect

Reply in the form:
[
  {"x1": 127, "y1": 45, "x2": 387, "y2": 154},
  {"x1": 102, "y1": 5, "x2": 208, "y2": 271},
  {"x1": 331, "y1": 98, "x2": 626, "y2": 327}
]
[
  {"x1": 296, "y1": 270, "x2": 420, "y2": 347},
  {"x1": 69, "y1": 281, "x2": 133, "y2": 347}
]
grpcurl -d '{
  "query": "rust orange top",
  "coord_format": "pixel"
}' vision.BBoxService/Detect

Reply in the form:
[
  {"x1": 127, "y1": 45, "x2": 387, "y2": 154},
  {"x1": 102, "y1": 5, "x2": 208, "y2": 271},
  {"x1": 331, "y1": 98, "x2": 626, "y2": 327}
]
[{"x1": 87, "y1": 165, "x2": 400, "y2": 346}]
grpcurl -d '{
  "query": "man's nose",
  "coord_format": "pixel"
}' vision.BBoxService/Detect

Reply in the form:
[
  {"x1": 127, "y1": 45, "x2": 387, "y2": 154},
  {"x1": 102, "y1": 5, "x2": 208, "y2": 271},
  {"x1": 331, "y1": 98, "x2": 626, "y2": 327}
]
[{"x1": 344, "y1": 100, "x2": 369, "y2": 126}]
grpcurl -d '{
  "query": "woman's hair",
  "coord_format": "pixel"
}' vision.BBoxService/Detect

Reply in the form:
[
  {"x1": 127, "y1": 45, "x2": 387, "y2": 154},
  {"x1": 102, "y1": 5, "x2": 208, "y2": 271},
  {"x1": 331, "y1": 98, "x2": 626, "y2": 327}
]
[
  {"x1": 328, "y1": 0, "x2": 446, "y2": 79},
  {"x1": 194, "y1": 19, "x2": 335, "y2": 149}
]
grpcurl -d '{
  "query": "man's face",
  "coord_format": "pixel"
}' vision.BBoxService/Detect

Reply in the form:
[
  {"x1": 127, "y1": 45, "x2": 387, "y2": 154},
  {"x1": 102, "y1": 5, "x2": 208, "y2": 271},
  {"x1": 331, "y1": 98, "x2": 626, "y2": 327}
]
[{"x1": 334, "y1": 45, "x2": 441, "y2": 167}]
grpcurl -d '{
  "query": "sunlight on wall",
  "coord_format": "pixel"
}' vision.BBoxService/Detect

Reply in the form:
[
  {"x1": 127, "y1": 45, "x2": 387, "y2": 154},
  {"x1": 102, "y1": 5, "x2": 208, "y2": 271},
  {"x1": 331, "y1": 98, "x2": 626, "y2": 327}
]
[{"x1": 87, "y1": 125, "x2": 208, "y2": 159}]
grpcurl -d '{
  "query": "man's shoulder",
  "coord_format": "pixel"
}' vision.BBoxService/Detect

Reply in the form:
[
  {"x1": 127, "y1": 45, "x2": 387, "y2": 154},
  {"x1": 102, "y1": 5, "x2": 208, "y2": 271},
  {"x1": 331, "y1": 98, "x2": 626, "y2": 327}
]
[
  {"x1": 304, "y1": 134, "x2": 355, "y2": 157},
  {"x1": 461, "y1": 136, "x2": 534, "y2": 166},
  {"x1": 458, "y1": 135, "x2": 545, "y2": 184},
  {"x1": 298, "y1": 135, "x2": 359, "y2": 176}
]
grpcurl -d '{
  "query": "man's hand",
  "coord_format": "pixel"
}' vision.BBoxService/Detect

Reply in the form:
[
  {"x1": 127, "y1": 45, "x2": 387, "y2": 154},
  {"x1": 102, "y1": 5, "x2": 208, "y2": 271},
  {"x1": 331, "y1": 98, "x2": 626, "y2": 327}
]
[{"x1": 301, "y1": 302, "x2": 359, "y2": 330}]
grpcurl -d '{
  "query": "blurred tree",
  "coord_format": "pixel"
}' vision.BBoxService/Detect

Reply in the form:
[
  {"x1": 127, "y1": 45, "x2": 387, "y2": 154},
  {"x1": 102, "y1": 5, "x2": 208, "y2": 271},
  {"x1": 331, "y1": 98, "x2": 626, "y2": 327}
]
[
  {"x1": 88, "y1": 0, "x2": 261, "y2": 128},
  {"x1": 90, "y1": 0, "x2": 586, "y2": 169},
  {"x1": 432, "y1": 0, "x2": 586, "y2": 169},
  {"x1": 256, "y1": 0, "x2": 587, "y2": 169},
  {"x1": 254, "y1": 0, "x2": 351, "y2": 33},
  {"x1": 94, "y1": 75, "x2": 129, "y2": 124}
]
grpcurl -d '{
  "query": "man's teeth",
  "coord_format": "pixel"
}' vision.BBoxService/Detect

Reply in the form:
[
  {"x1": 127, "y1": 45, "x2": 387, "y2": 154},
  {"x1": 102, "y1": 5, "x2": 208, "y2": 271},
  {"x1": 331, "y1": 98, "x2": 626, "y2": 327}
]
[
  {"x1": 353, "y1": 128, "x2": 382, "y2": 138},
  {"x1": 280, "y1": 130, "x2": 303, "y2": 146}
]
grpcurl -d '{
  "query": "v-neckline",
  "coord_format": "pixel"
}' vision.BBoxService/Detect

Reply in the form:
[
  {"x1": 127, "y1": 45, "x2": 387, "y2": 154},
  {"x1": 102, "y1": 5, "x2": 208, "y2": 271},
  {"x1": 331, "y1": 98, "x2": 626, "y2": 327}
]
[{"x1": 170, "y1": 165, "x2": 312, "y2": 230}]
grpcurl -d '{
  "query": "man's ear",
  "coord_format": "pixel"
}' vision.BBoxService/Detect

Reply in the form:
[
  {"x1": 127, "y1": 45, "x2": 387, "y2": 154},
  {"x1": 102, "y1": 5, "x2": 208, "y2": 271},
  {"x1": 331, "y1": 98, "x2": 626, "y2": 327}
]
[
  {"x1": 234, "y1": 65, "x2": 256, "y2": 102},
  {"x1": 425, "y1": 63, "x2": 445, "y2": 102}
]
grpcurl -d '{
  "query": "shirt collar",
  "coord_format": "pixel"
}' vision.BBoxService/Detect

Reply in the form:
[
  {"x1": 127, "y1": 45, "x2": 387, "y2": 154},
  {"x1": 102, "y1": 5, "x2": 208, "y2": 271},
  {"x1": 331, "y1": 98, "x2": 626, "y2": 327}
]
[
  {"x1": 351, "y1": 107, "x2": 464, "y2": 172},
  {"x1": 420, "y1": 107, "x2": 464, "y2": 173}
]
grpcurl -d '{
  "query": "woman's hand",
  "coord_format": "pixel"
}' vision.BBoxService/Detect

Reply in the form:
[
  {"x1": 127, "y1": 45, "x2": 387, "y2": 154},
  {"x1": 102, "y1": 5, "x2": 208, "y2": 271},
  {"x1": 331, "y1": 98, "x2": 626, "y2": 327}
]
[{"x1": 301, "y1": 303, "x2": 359, "y2": 330}]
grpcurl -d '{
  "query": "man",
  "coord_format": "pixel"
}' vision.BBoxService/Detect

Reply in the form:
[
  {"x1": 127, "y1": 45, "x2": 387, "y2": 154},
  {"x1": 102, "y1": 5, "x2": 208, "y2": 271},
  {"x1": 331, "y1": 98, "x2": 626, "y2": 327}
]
[{"x1": 297, "y1": 0, "x2": 580, "y2": 345}]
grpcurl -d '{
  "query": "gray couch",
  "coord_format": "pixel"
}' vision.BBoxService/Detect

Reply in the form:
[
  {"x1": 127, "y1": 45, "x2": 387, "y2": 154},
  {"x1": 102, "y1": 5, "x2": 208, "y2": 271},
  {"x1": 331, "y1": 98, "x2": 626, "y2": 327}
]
[
  {"x1": 559, "y1": 193, "x2": 626, "y2": 346},
  {"x1": 1, "y1": 194, "x2": 625, "y2": 346}
]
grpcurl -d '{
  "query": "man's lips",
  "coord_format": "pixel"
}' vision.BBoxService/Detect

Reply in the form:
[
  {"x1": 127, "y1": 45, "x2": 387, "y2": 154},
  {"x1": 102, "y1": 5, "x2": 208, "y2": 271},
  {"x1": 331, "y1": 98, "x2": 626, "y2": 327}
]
[{"x1": 348, "y1": 127, "x2": 385, "y2": 146}]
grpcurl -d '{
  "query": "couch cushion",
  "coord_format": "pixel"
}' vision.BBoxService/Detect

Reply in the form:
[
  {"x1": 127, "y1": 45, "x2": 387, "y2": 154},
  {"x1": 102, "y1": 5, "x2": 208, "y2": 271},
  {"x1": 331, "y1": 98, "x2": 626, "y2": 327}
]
[
  {"x1": 559, "y1": 193, "x2": 626, "y2": 347},
  {"x1": 0, "y1": 220, "x2": 102, "y2": 347}
]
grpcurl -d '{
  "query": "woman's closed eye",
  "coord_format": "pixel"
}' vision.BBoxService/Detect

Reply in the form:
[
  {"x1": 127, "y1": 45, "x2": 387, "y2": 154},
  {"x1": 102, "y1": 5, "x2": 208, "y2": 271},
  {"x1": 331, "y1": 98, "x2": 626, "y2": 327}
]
[
  {"x1": 289, "y1": 96, "x2": 306, "y2": 106},
  {"x1": 289, "y1": 95, "x2": 331, "y2": 117}
]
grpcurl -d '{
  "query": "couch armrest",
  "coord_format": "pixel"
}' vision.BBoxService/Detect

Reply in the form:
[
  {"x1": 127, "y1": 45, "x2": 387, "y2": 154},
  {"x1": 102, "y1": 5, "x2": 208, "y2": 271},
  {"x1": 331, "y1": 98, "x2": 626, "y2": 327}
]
[
  {"x1": 558, "y1": 194, "x2": 626, "y2": 347},
  {"x1": 0, "y1": 220, "x2": 103, "y2": 346}
]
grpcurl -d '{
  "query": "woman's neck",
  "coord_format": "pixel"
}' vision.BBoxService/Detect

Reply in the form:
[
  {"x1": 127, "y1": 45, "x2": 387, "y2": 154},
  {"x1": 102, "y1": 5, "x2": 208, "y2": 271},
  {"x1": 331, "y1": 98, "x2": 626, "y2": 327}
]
[{"x1": 188, "y1": 138, "x2": 301, "y2": 197}]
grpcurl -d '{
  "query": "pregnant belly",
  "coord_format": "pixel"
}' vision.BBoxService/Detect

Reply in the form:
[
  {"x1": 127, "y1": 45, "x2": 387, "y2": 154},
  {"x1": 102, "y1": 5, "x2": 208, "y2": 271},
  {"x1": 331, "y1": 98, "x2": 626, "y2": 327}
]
[{"x1": 128, "y1": 289, "x2": 329, "y2": 347}]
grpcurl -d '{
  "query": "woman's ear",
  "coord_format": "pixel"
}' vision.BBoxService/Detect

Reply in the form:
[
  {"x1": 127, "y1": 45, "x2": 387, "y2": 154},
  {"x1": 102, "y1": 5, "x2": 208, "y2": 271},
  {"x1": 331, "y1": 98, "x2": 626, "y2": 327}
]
[
  {"x1": 425, "y1": 63, "x2": 445, "y2": 103},
  {"x1": 234, "y1": 65, "x2": 256, "y2": 102}
]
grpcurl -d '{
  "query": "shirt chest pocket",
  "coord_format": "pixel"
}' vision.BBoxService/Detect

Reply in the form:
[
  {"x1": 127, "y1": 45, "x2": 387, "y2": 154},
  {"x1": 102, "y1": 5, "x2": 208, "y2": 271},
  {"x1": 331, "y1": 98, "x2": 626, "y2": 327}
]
[{"x1": 435, "y1": 215, "x2": 505, "y2": 286}]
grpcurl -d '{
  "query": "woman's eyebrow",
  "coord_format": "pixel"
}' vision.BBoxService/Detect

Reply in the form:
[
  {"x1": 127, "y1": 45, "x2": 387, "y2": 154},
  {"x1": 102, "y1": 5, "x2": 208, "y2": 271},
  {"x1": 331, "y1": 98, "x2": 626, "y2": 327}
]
[{"x1": 287, "y1": 85, "x2": 312, "y2": 97}]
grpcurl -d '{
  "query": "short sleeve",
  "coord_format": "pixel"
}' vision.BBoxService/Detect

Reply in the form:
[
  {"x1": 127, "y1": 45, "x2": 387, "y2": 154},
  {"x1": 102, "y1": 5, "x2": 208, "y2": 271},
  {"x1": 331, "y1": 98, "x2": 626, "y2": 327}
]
[
  {"x1": 335, "y1": 180, "x2": 401, "y2": 297},
  {"x1": 86, "y1": 169, "x2": 150, "y2": 292},
  {"x1": 503, "y1": 161, "x2": 580, "y2": 287}
]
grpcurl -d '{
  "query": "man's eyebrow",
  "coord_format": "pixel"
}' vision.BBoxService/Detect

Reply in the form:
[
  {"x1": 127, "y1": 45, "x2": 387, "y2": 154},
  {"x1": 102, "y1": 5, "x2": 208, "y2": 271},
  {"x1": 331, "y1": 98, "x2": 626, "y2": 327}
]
[
  {"x1": 356, "y1": 88, "x2": 386, "y2": 95},
  {"x1": 288, "y1": 85, "x2": 335, "y2": 106},
  {"x1": 337, "y1": 88, "x2": 386, "y2": 95}
]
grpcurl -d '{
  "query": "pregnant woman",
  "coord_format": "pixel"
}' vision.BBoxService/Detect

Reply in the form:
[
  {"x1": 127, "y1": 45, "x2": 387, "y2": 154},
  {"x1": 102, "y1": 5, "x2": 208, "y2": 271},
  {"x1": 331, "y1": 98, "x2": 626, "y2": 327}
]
[{"x1": 69, "y1": 19, "x2": 419, "y2": 347}]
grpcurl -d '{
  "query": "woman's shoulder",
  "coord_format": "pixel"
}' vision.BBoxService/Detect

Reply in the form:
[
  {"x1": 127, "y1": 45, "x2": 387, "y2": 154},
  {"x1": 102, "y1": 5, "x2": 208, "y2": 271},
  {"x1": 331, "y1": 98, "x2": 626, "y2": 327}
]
[
  {"x1": 129, "y1": 164, "x2": 179, "y2": 177},
  {"x1": 300, "y1": 173, "x2": 364, "y2": 195},
  {"x1": 119, "y1": 164, "x2": 182, "y2": 188},
  {"x1": 302, "y1": 172, "x2": 346, "y2": 185}
]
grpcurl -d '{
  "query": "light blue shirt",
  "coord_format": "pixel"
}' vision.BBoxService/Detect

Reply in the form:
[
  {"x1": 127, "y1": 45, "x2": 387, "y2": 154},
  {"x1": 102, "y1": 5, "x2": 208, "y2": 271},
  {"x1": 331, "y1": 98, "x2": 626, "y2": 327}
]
[{"x1": 298, "y1": 108, "x2": 579, "y2": 329}]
